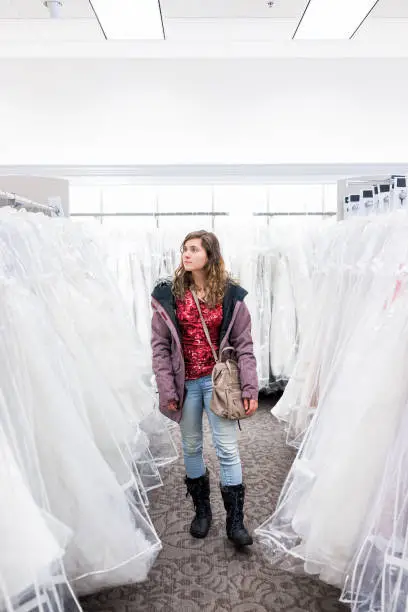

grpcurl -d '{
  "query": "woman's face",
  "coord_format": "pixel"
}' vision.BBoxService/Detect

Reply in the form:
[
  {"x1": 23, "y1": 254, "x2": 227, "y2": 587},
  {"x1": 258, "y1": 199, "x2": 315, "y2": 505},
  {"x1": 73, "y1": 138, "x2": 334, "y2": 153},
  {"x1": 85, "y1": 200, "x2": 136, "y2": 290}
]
[{"x1": 182, "y1": 238, "x2": 208, "y2": 272}]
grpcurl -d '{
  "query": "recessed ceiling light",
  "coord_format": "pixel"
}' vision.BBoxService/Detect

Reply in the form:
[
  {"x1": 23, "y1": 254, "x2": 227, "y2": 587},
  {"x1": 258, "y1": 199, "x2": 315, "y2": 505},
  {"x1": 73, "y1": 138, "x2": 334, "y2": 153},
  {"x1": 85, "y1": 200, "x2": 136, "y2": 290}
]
[
  {"x1": 90, "y1": 0, "x2": 164, "y2": 40},
  {"x1": 294, "y1": 0, "x2": 379, "y2": 39}
]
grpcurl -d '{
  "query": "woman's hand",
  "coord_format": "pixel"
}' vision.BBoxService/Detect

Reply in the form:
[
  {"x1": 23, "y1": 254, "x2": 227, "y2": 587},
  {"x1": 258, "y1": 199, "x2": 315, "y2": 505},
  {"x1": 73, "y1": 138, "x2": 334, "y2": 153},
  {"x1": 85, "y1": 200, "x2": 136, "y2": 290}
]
[
  {"x1": 243, "y1": 398, "x2": 258, "y2": 416},
  {"x1": 168, "y1": 400, "x2": 179, "y2": 412}
]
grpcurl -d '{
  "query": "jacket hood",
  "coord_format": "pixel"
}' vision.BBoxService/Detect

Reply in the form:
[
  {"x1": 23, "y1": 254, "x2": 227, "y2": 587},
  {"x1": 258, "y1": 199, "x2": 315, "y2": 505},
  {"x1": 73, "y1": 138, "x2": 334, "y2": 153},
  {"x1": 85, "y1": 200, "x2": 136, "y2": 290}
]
[
  {"x1": 151, "y1": 278, "x2": 247, "y2": 303},
  {"x1": 224, "y1": 281, "x2": 248, "y2": 303},
  {"x1": 151, "y1": 278, "x2": 173, "y2": 303}
]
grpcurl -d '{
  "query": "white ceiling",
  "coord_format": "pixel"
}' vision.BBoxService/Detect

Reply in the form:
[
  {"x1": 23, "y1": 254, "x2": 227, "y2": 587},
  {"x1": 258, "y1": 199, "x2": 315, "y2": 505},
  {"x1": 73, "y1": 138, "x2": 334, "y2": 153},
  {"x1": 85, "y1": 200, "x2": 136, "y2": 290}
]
[
  {"x1": 0, "y1": 0, "x2": 93, "y2": 18},
  {"x1": 0, "y1": 0, "x2": 407, "y2": 49},
  {"x1": 370, "y1": 0, "x2": 408, "y2": 17},
  {"x1": 161, "y1": 0, "x2": 307, "y2": 19}
]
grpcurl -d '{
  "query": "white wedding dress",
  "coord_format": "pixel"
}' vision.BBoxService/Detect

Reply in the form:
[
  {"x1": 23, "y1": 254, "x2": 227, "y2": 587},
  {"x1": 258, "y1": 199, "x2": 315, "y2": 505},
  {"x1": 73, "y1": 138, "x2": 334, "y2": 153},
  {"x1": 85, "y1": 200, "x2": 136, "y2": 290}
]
[
  {"x1": 342, "y1": 402, "x2": 408, "y2": 612},
  {"x1": 271, "y1": 217, "x2": 390, "y2": 447},
  {"x1": 256, "y1": 213, "x2": 408, "y2": 593},
  {"x1": 0, "y1": 413, "x2": 79, "y2": 612},
  {"x1": 0, "y1": 209, "x2": 170, "y2": 602},
  {"x1": 268, "y1": 218, "x2": 332, "y2": 394},
  {"x1": 269, "y1": 254, "x2": 297, "y2": 380}
]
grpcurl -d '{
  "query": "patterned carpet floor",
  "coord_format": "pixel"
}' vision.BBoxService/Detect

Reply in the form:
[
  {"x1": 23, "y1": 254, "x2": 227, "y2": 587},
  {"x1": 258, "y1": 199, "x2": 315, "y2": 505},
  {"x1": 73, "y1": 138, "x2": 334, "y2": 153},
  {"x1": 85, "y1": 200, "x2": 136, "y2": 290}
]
[{"x1": 82, "y1": 395, "x2": 348, "y2": 612}]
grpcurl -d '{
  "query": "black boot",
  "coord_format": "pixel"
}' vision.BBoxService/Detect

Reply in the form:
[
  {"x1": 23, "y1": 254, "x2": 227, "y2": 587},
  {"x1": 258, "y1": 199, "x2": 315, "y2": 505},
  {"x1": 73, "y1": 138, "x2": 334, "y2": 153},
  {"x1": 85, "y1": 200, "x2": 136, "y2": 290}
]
[
  {"x1": 220, "y1": 483, "x2": 253, "y2": 547},
  {"x1": 185, "y1": 470, "x2": 212, "y2": 539}
]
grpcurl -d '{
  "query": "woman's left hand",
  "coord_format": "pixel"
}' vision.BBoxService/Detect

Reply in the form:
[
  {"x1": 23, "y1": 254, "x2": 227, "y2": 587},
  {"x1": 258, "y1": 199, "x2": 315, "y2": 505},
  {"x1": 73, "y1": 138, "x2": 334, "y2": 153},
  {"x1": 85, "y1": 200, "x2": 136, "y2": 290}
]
[{"x1": 243, "y1": 398, "x2": 258, "y2": 416}]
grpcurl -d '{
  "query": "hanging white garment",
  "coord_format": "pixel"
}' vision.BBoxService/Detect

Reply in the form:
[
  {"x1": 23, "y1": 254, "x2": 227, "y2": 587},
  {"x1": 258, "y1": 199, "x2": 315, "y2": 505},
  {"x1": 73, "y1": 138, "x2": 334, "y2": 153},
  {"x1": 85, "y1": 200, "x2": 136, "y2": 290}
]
[
  {"x1": 256, "y1": 213, "x2": 408, "y2": 591},
  {"x1": 268, "y1": 218, "x2": 333, "y2": 396},
  {"x1": 37, "y1": 217, "x2": 176, "y2": 480},
  {"x1": 341, "y1": 402, "x2": 408, "y2": 612},
  {"x1": 269, "y1": 254, "x2": 297, "y2": 380},
  {"x1": 0, "y1": 413, "x2": 79, "y2": 612},
  {"x1": 75, "y1": 222, "x2": 180, "y2": 465},
  {"x1": 271, "y1": 217, "x2": 387, "y2": 447},
  {"x1": 0, "y1": 275, "x2": 160, "y2": 596},
  {"x1": 0, "y1": 209, "x2": 165, "y2": 598}
]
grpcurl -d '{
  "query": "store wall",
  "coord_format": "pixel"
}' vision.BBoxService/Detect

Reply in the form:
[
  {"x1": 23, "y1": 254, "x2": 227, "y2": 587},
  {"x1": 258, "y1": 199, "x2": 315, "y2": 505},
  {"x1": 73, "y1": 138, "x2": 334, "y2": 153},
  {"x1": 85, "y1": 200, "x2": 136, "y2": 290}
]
[{"x1": 0, "y1": 58, "x2": 407, "y2": 166}]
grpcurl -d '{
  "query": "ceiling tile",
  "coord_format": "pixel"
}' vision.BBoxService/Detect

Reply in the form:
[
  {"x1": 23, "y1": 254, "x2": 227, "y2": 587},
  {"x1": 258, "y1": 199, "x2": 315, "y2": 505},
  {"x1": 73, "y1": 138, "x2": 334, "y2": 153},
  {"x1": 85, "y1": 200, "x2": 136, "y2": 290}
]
[
  {"x1": 165, "y1": 18, "x2": 297, "y2": 41},
  {"x1": 355, "y1": 17, "x2": 408, "y2": 40},
  {"x1": 0, "y1": 19, "x2": 102, "y2": 41},
  {"x1": 370, "y1": 0, "x2": 408, "y2": 18},
  {"x1": 0, "y1": 0, "x2": 93, "y2": 19},
  {"x1": 161, "y1": 0, "x2": 307, "y2": 19}
]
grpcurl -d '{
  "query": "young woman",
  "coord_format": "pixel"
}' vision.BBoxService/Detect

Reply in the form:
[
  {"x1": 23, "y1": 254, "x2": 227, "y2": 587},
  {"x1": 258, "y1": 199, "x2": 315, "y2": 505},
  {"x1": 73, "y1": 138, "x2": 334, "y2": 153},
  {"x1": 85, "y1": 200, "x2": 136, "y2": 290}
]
[{"x1": 151, "y1": 230, "x2": 258, "y2": 547}]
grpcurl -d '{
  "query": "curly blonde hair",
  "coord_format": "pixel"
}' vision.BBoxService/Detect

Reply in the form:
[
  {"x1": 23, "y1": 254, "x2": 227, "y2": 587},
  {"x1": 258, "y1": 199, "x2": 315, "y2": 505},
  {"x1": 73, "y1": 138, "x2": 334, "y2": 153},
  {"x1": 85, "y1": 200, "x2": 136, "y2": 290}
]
[{"x1": 173, "y1": 230, "x2": 231, "y2": 308}]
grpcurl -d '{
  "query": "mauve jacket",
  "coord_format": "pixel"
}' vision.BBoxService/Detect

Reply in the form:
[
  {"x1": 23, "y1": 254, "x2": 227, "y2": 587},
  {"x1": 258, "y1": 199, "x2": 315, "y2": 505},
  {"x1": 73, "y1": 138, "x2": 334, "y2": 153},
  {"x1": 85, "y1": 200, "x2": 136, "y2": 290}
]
[{"x1": 151, "y1": 279, "x2": 258, "y2": 423}]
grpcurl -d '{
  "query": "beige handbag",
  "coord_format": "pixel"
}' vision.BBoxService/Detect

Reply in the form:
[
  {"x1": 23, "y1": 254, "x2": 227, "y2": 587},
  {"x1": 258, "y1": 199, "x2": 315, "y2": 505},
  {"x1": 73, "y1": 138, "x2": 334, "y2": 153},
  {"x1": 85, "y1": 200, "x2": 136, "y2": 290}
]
[{"x1": 191, "y1": 289, "x2": 250, "y2": 421}]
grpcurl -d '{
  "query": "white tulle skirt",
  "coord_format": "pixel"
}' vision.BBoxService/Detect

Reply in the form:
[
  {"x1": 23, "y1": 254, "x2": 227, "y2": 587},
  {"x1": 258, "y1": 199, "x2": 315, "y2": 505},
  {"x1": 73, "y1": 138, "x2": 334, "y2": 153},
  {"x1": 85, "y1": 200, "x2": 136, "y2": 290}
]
[
  {"x1": 0, "y1": 415, "x2": 80, "y2": 612},
  {"x1": 269, "y1": 255, "x2": 297, "y2": 381},
  {"x1": 271, "y1": 218, "x2": 392, "y2": 447},
  {"x1": 0, "y1": 210, "x2": 174, "y2": 604},
  {"x1": 0, "y1": 282, "x2": 161, "y2": 596},
  {"x1": 257, "y1": 215, "x2": 408, "y2": 595},
  {"x1": 341, "y1": 403, "x2": 408, "y2": 612}
]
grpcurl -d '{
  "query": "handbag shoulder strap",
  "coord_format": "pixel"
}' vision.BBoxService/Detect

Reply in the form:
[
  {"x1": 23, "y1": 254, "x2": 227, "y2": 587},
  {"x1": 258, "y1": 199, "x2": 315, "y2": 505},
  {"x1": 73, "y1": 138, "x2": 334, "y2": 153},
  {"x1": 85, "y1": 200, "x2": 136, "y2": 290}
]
[{"x1": 190, "y1": 288, "x2": 219, "y2": 363}]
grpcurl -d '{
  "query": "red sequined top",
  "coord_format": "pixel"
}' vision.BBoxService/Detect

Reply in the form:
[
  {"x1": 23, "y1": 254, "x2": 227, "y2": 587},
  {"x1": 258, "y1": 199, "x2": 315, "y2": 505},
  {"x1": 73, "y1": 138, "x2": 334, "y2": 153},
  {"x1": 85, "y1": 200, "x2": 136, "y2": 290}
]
[{"x1": 176, "y1": 290, "x2": 223, "y2": 381}]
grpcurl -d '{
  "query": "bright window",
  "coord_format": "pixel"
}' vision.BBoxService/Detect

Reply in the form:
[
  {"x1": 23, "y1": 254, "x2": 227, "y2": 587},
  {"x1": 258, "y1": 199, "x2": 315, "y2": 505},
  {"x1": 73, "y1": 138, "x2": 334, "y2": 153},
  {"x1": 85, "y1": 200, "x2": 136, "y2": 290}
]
[
  {"x1": 157, "y1": 186, "x2": 212, "y2": 214},
  {"x1": 102, "y1": 186, "x2": 156, "y2": 214},
  {"x1": 101, "y1": 216, "x2": 157, "y2": 231},
  {"x1": 69, "y1": 183, "x2": 337, "y2": 221},
  {"x1": 213, "y1": 186, "x2": 268, "y2": 215},
  {"x1": 323, "y1": 184, "x2": 338, "y2": 213},
  {"x1": 268, "y1": 185, "x2": 324, "y2": 214},
  {"x1": 158, "y1": 215, "x2": 213, "y2": 233},
  {"x1": 69, "y1": 186, "x2": 102, "y2": 214}
]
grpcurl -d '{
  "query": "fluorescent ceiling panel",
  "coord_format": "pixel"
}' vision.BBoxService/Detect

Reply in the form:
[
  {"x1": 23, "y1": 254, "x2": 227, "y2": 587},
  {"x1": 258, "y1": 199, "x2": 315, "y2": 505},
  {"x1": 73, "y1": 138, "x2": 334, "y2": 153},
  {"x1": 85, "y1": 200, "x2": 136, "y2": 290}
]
[
  {"x1": 90, "y1": 0, "x2": 164, "y2": 40},
  {"x1": 294, "y1": 0, "x2": 379, "y2": 39}
]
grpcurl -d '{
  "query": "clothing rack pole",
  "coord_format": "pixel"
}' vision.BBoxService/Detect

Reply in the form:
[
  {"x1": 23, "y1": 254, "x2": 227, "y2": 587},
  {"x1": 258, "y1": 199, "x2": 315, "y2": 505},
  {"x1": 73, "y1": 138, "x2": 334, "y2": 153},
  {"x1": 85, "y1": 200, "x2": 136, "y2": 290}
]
[
  {"x1": 70, "y1": 212, "x2": 229, "y2": 217},
  {"x1": 255, "y1": 212, "x2": 336, "y2": 217},
  {"x1": 0, "y1": 190, "x2": 60, "y2": 216},
  {"x1": 70, "y1": 211, "x2": 336, "y2": 218}
]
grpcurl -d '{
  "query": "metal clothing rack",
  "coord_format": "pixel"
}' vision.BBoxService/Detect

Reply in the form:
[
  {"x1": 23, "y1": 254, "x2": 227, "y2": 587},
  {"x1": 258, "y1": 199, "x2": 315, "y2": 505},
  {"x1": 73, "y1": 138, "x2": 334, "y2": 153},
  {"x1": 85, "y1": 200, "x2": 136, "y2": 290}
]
[
  {"x1": 255, "y1": 212, "x2": 335, "y2": 217},
  {"x1": 70, "y1": 211, "x2": 336, "y2": 218},
  {"x1": 337, "y1": 174, "x2": 407, "y2": 220},
  {"x1": 70, "y1": 210, "x2": 336, "y2": 231},
  {"x1": 0, "y1": 190, "x2": 61, "y2": 217}
]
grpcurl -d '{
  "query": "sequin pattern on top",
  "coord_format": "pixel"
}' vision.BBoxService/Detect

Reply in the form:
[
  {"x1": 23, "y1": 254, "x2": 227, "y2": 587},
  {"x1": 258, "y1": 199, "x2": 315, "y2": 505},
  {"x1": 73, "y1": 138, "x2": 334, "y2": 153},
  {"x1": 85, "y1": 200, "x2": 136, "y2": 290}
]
[{"x1": 176, "y1": 290, "x2": 223, "y2": 381}]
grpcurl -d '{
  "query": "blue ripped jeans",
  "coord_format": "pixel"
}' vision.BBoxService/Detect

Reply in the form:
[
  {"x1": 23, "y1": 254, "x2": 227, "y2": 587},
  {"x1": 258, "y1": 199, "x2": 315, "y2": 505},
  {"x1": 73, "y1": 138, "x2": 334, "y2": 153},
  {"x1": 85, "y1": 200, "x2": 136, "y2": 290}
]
[{"x1": 180, "y1": 375, "x2": 242, "y2": 486}]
